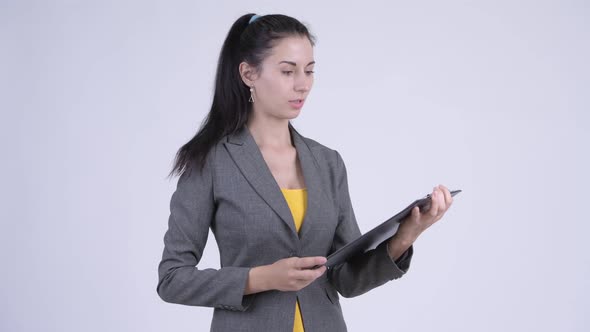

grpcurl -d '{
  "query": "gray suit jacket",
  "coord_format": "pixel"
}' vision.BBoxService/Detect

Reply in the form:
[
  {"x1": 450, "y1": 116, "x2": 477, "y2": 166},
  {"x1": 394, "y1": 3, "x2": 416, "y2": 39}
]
[{"x1": 157, "y1": 125, "x2": 413, "y2": 331}]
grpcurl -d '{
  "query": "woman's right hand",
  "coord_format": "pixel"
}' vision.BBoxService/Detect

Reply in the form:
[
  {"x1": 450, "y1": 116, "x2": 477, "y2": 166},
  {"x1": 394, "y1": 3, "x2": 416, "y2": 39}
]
[{"x1": 245, "y1": 256, "x2": 327, "y2": 294}]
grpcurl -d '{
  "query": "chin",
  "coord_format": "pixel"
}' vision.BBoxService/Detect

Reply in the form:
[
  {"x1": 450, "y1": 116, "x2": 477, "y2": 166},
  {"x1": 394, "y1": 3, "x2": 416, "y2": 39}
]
[
  {"x1": 290, "y1": 107, "x2": 303, "y2": 115},
  {"x1": 275, "y1": 109, "x2": 301, "y2": 121},
  {"x1": 286, "y1": 110, "x2": 301, "y2": 119}
]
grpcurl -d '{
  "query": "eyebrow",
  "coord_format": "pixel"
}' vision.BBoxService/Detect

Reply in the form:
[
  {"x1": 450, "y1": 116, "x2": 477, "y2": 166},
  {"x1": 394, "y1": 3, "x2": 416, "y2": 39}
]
[{"x1": 278, "y1": 61, "x2": 315, "y2": 67}]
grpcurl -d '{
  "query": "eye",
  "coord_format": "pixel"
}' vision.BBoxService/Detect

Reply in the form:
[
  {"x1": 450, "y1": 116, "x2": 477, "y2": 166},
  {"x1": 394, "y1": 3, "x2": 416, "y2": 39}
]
[
  {"x1": 282, "y1": 71, "x2": 294, "y2": 75},
  {"x1": 306, "y1": 70, "x2": 315, "y2": 75}
]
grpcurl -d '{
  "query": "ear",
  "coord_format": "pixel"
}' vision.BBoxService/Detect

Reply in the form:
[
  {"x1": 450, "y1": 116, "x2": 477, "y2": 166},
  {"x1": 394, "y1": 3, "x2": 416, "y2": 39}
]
[{"x1": 239, "y1": 61, "x2": 259, "y2": 86}]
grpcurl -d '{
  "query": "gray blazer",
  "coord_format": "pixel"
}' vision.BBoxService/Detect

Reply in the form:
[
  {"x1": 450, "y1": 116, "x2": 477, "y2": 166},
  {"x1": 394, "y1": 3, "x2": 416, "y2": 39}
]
[{"x1": 157, "y1": 125, "x2": 413, "y2": 331}]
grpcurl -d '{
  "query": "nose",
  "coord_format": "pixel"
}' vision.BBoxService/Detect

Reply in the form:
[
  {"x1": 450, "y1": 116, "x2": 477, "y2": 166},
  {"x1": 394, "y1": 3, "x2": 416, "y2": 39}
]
[{"x1": 294, "y1": 73, "x2": 312, "y2": 93}]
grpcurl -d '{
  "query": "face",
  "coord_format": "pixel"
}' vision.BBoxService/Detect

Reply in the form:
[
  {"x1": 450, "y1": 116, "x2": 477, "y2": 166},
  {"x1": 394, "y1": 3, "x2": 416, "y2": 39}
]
[{"x1": 241, "y1": 36, "x2": 315, "y2": 122}]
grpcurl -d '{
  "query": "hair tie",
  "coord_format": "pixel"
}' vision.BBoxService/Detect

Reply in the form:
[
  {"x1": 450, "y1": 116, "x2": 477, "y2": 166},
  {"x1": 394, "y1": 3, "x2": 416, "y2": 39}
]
[{"x1": 249, "y1": 14, "x2": 260, "y2": 24}]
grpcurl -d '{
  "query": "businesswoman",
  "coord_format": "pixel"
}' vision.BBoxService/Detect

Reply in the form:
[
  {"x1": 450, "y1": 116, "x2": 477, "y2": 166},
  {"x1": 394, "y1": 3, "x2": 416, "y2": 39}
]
[{"x1": 157, "y1": 13, "x2": 454, "y2": 331}]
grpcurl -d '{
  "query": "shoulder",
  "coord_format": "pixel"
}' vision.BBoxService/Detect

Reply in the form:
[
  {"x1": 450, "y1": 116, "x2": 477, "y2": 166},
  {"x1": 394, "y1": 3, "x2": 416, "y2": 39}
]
[
  {"x1": 296, "y1": 132, "x2": 347, "y2": 177},
  {"x1": 301, "y1": 135, "x2": 340, "y2": 160}
]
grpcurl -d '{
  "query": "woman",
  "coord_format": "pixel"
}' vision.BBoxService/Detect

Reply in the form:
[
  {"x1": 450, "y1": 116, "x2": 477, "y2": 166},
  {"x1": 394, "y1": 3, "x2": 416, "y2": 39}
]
[{"x1": 157, "y1": 13, "x2": 453, "y2": 331}]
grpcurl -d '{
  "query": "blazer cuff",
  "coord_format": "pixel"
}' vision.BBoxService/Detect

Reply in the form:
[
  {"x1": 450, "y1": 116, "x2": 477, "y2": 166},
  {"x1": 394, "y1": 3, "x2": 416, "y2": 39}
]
[
  {"x1": 214, "y1": 267, "x2": 256, "y2": 312},
  {"x1": 392, "y1": 245, "x2": 413, "y2": 273},
  {"x1": 378, "y1": 241, "x2": 413, "y2": 279}
]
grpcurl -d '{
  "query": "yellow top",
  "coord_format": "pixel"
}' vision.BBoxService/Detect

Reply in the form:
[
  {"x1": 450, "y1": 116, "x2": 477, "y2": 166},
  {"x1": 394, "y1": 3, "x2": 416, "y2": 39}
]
[{"x1": 280, "y1": 188, "x2": 307, "y2": 332}]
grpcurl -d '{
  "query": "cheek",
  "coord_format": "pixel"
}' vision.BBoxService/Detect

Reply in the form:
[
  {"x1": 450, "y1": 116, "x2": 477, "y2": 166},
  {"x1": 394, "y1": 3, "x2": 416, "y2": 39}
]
[
  {"x1": 258, "y1": 80, "x2": 280, "y2": 97},
  {"x1": 262, "y1": 81, "x2": 288, "y2": 102}
]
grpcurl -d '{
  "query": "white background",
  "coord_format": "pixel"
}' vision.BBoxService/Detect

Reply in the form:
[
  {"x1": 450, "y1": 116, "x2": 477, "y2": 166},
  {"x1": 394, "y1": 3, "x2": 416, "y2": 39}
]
[{"x1": 2, "y1": 0, "x2": 588, "y2": 331}]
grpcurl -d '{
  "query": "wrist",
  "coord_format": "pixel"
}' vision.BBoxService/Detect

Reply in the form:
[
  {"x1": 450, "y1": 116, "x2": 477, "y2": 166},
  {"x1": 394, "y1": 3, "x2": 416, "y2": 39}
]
[
  {"x1": 387, "y1": 234, "x2": 414, "y2": 261},
  {"x1": 395, "y1": 232, "x2": 415, "y2": 247},
  {"x1": 258, "y1": 264, "x2": 273, "y2": 291},
  {"x1": 395, "y1": 226, "x2": 420, "y2": 246},
  {"x1": 245, "y1": 265, "x2": 272, "y2": 295}
]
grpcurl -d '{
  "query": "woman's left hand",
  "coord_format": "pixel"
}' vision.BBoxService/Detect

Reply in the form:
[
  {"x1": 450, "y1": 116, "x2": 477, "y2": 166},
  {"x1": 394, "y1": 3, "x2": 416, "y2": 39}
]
[{"x1": 387, "y1": 184, "x2": 454, "y2": 261}]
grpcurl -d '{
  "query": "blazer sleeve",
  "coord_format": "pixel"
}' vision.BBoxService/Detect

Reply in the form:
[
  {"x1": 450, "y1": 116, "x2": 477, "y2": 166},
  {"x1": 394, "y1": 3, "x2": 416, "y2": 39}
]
[
  {"x1": 327, "y1": 151, "x2": 414, "y2": 298},
  {"x1": 156, "y1": 157, "x2": 254, "y2": 311}
]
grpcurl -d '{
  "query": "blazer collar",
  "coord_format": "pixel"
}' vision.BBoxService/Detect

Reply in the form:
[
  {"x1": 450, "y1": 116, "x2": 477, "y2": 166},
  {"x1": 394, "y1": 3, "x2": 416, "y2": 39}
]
[{"x1": 223, "y1": 124, "x2": 328, "y2": 241}]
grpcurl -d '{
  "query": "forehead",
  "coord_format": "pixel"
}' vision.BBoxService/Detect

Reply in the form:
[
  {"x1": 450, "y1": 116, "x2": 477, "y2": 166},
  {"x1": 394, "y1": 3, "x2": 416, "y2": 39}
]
[{"x1": 266, "y1": 36, "x2": 314, "y2": 65}]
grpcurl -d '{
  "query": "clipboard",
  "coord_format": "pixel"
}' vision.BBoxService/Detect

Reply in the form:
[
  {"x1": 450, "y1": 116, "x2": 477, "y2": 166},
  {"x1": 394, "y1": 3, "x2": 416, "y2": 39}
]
[{"x1": 324, "y1": 189, "x2": 462, "y2": 269}]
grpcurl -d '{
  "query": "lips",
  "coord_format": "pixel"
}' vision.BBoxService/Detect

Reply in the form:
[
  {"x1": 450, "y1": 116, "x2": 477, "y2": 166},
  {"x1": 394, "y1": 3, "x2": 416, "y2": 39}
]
[{"x1": 288, "y1": 99, "x2": 305, "y2": 109}]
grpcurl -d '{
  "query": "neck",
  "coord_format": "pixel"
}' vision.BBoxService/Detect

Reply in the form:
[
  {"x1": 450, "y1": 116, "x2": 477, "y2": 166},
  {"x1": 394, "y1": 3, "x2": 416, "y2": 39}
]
[{"x1": 246, "y1": 113, "x2": 293, "y2": 149}]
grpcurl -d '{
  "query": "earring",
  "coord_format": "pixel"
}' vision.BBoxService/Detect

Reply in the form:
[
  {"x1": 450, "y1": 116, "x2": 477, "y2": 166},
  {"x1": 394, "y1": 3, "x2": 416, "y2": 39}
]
[{"x1": 248, "y1": 86, "x2": 255, "y2": 103}]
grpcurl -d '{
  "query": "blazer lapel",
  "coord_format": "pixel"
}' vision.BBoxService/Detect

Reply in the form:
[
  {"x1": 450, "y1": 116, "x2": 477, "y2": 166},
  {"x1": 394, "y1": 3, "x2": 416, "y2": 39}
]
[
  {"x1": 290, "y1": 127, "x2": 331, "y2": 241},
  {"x1": 223, "y1": 125, "x2": 330, "y2": 242},
  {"x1": 223, "y1": 126, "x2": 298, "y2": 236}
]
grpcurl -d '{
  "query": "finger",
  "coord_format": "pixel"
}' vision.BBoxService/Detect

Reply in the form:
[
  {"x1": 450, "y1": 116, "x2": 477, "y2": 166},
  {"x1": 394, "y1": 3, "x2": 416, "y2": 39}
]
[
  {"x1": 411, "y1": 206, "x2": 420, "y2": 221},
  {"x1": 312, "y1": 265, "x2": 326, "y2": 279},
  {"x1": 429, "y1": 187, "x2": 440, "y2": 218},
  {"x1": 312, "y1": 266, "x2": 327, "y2": 278},
  {"x1": 434, "y1": 187, "x2": 449, "y2": 221},
  {"x1": 295, "y1": 256, "x2": 327, "y2": 269},
  {"x1": 294, "y1": 267, "x2": 326, "y2": 281},
  {"x1": 439, "y1": 184, "x2": 453, "y2": 208},
  {"x1": 435, "y1": 187, "x2": 447, "y2": 217},
  {"x1": 292, "y1": 269, "x2": 314, "y2": 281}
]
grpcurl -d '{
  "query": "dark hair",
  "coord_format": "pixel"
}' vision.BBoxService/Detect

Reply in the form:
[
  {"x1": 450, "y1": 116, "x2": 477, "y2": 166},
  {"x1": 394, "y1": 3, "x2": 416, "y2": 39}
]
[{"x1": 168, "y1": 13, "x2": 316, "y2": 178}]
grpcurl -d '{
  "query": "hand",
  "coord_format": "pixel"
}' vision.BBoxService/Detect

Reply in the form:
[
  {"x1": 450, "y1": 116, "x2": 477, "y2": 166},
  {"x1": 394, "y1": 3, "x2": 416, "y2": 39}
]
[
  {"x1": 387, "y1": 185, "x2": 454, "y2": 260},
  {"x1": 245, "y1": 256, "x2": 327, "y2": 294},
  {"x1": 267, "y1": 256, "x2": 327, "y2": 292}
]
